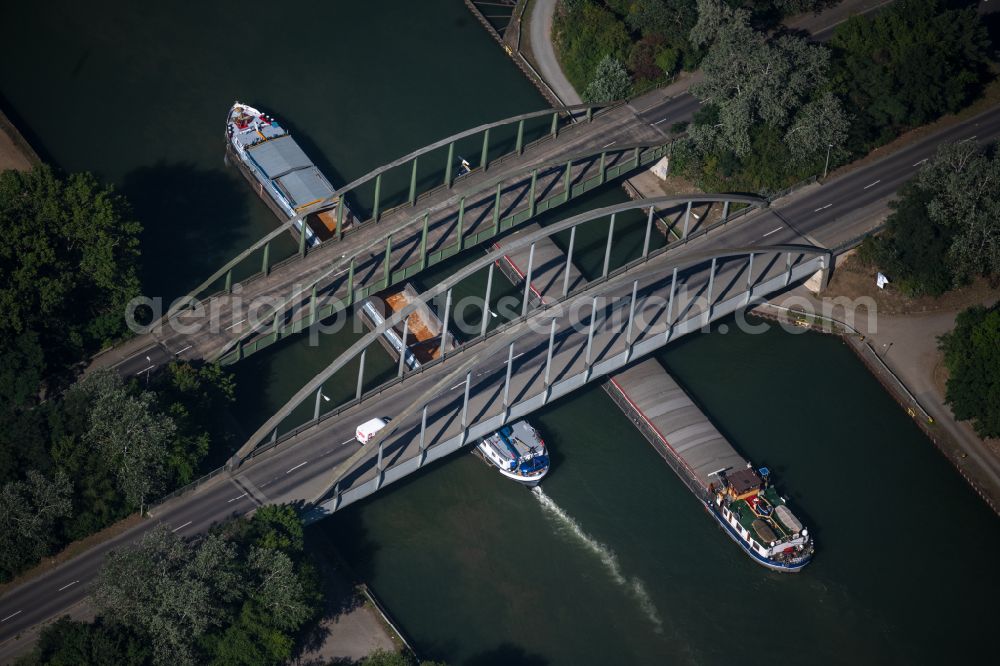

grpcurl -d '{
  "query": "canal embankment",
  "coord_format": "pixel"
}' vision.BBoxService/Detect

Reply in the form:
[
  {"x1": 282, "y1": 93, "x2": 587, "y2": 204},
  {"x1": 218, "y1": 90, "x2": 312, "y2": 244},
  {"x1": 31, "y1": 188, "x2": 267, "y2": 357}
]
[{"x1": 0, "y1": 106, "x2": 40, "y2": 172}]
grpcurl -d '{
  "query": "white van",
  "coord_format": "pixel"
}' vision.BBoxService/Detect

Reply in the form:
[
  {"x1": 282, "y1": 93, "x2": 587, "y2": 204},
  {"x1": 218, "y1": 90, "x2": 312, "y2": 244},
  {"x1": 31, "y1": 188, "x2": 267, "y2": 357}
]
[{"x1": 356, "y1": 417, "x2": 388, "y2": 445}]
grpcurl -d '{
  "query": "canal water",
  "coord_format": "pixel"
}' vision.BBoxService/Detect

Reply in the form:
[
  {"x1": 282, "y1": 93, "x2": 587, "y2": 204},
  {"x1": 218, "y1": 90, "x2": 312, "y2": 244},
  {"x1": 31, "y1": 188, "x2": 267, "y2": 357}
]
[{"x1": 3, "y1": 2, "x2": 997, "y2": 664}]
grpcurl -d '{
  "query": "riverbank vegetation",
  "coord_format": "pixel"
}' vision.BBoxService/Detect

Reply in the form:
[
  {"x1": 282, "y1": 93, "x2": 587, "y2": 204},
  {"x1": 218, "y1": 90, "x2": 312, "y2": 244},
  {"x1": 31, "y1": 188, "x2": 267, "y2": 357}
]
[
  {"x1": 673, "y1": 0, "x2": 847, "y2": 192},
  {"x1": 0, "y1": 165, "x2": 140, "y2": 386},
  {"x1": 858, "y1": 140, "x2": 1000, "y2": 296},
  {"x1": 0, "y1": 165, "x2": 236, "y2": 582},
  {"x1": 18, "y1": 506, "x2": 321, "y2": 666},
  {"x1": 672, "y1": 0, "x2": 993, "y2": 192},
  {"x1": 939, "y1": 303, "x2": 1000, "y2": 439},
  {"x1": 553, "y1": 0, "x2": 832, "y2": 102},
  {"x1": 0, "y1": 363, "x2": 235, "y2": 582},
  {"x1": 555, "y1": 0, "x2": 994, "y2": 191}
]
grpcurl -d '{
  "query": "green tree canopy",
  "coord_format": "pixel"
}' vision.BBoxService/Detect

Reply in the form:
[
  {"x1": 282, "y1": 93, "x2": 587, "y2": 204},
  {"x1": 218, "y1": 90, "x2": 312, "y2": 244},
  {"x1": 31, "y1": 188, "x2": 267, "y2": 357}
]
[
  {"x1": 80, "y1": 370, "x2": 177, "y2": 512},
  {"x1": 555, "y1": 1, "x2": 631, "y2": 92},
  {"x1": 860, "y1": 141, "x2": 1000, "y2": 295},
  {"x1": 94, "y1": 527, "x2": 245, "y2": 665},
  {"x1": 583, "y1": 55, "x2": 633, "y2": 102},
  {"x1": 0, "y1": 470, "x2": 71, "y2": 581},
  {"x1": 82, "y1": 506, "x2": 319, "y2": 666},
  {"x1": 939, "y1": 303, "x2": 1000, "y2": 438},
  {"x1": 0, "y1": 165, "x2": 141, "y2": 378},
  {"x1": 689, "y1": 0, "x2": 845, "y2": 159},
  {"x1": 830, "y1": 0, "x2": 990, "y2": 151}
]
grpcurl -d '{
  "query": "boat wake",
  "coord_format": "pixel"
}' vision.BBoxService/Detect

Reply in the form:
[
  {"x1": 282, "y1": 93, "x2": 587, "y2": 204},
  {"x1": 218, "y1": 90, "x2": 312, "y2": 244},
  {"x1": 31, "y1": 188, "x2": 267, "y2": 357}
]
[{"x1": 532, "y1": 486, "x2": 663, "y2": 634}]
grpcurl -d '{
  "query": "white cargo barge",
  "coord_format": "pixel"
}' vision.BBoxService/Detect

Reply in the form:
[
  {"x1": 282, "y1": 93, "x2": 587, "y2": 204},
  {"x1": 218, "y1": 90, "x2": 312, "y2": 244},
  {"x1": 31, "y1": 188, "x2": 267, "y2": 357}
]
[{"x1": 226, "y1": 101, "x2": 353, "y2": 246}]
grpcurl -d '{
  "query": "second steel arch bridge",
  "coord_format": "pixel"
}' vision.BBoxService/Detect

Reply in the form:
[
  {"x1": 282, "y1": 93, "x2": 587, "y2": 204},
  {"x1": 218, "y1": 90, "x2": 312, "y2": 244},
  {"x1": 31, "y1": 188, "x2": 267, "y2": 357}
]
[{"x1": 217, "y1": 197, "x2": 830, "y2": 517}]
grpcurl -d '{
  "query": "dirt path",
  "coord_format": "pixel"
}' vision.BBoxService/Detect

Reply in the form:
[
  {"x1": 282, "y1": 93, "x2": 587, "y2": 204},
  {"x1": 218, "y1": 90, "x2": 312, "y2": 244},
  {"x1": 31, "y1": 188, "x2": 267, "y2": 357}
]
[{"x1": 526, "y1": 0, "x2": 582, "y2": 105}]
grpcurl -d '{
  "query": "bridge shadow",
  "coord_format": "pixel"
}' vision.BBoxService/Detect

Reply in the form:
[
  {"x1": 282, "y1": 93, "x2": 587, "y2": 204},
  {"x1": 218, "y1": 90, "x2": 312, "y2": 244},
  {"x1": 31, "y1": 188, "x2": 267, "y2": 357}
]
[
  {"x1": 294, "y1": 505, "x2": 382, "y2": 661},
  {"x1": 466, "y1": 643, "x2": 549, "y2": 666},
  {"x1": 121, "y1": 161, "x2": 250, "y2": 303}
]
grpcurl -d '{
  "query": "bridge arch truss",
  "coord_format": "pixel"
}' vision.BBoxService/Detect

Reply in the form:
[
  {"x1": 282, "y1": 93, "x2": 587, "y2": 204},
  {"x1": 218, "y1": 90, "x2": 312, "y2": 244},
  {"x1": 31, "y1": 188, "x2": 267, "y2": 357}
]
[{"x1": 228, "y1": 196, "x2": 830, "y2": 517}]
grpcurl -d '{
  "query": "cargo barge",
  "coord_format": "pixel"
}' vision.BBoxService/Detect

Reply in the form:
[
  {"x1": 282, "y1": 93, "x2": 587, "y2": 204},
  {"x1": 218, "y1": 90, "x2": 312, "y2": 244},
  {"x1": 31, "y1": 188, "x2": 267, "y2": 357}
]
[
  {"x1": 226, "y1": 101, "x2": 354, "y2": 246},
  {"x1": 359, "y1": 284, "x2": 458, "y2": 369}
]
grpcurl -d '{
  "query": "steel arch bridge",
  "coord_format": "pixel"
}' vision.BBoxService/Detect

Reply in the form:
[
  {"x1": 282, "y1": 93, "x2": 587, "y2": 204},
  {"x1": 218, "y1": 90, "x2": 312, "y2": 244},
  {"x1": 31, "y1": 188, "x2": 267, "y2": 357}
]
[
  {"x1": 100, "y1": 100, "x2": 681, "y2": 374},
  {"x1": 223, "y1": 197, "x2": 831, "y2": 518}
]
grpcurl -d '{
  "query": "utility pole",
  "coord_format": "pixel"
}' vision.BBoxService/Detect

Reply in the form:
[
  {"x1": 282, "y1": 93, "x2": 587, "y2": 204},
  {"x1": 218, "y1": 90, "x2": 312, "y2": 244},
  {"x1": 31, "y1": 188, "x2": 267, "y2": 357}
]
[{"x1": 822, "y1": 143, "x2": 833, "y2": 180}]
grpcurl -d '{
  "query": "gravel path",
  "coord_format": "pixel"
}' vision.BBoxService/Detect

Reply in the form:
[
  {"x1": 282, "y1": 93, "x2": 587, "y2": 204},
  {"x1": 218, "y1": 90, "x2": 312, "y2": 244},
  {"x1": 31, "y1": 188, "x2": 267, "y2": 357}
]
[{"x1": 529, "y1": 0, "x2": 582, "y2": 106}]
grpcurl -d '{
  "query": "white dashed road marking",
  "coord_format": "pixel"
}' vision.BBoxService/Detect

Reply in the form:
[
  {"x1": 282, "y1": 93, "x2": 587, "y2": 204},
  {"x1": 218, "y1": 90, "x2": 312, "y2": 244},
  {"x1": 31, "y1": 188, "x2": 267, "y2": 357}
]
[
  {"x1": 1, "y1": 611, "x2": 22, "y2": 622},
  {"x1": 171, "y1": 521, "x2": 193, "y2": 533},
  {"x1": 863, "y1": 180, "x2": 881, "y2": 189},
  {"x1": 286, "y1": 461, "x2": 308, "y2": 474},
  {"x1": 58, "y1": 581, "x2": 79, "y2": 592},
  {"x1": 814, "y1": 204, "x2": 832, "y2": 212},
  {"x1": 762, "y1": 227, "x2": 782, "y2": 238}
]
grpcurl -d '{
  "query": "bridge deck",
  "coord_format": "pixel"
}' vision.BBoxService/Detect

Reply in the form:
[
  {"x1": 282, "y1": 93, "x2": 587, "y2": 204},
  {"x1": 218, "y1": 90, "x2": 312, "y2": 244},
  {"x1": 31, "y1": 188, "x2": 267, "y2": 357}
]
[{"x1": 98, "y1": 93, "x2": 677, "y2": 376}]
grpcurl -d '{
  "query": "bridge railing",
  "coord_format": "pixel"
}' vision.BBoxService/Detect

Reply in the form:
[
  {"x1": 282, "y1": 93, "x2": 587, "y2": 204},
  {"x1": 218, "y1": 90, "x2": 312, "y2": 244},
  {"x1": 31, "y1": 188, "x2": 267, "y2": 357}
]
[
  {"x1": 234, "y1": 193, "x2": 770, "y2": 463},
  {"x1": 167, "y1": 102, "x2": 618, "y2": 319},
  {"x1": 147, "y1": 464, "x2": 227, "y2": 515}
]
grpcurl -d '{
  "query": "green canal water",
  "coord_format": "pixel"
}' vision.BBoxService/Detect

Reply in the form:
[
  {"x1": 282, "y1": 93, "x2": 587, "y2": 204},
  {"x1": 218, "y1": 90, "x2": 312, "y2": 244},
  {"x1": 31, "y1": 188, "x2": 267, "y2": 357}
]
[{"x1": 3, "y1": 2, "x2": 997, "y2": 664}]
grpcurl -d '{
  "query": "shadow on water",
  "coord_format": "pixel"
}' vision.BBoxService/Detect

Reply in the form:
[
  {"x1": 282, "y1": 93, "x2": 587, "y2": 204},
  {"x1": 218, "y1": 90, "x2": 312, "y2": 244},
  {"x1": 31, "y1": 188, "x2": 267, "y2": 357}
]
[
  {"x1": 466, "y1": 643, "x2": 549, "y2": 666},
  {"x1": 295, "y1": 508, "x2": 381, "y2": 661},
  {"x1": 121, "y1": 161, "x2": 250, "y2": 303}
]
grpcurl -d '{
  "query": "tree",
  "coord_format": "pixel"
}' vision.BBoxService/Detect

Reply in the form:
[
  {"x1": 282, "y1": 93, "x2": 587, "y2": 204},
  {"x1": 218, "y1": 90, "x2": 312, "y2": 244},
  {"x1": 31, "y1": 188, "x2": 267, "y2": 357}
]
[
  {"x1": 554, "y1": 1, "x2": 631, "y2": 93},
  {"x1": 677, "y1": 0, "x2": 845, "y2": 192},
  {"x1": 23, "y1": 616, "x2": 151, "y2": 666},
  {"x1": 830, "y1": 0, "x2": 990, "y2": 152},
  {"x1": 38, "y1": 506, "x2": 320, "y2": 666},
  {"x1": 0, "y1": 334, "x2": 50, "y2": 485},
  {"x1": 689, "y1": 0, "x2": 840, "y2": 157},
  {"x1": 862, "y1": 141, "x2": 1000, "y2": 295},
  {"x1": 858, "y1": 182, "x2": 954, "y2": 296},
  {"x1": 583, "y1": 55, "x2": 632, "y2": 102},
  {"x1": 939, "y1": 303, "x2": 1000, "y2": 438},
  {"x1": 784, "y1": 91, "x2": 849, "y2": 165},
  {"x1": 0, "y1": 470, "x2": 72, "y2": 580},
  {"x1": 625, "y1": 0, "x2": 698, "y2": 48},
  {"x1": 80, "y1": 370, "x2": 177, "y2": 513},
  {"x1": 917, "y1": 141, "x2": 1000, "y2": 283},
  {"x1": 94, "y1": 527, "x2": 243, "y2": 665},
  {"x1": 155, "y1": 362, "x2": 236, "y2": 484},
  {"x1": 0, "y1": 166, "x2": 141, "y2": 378}
]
